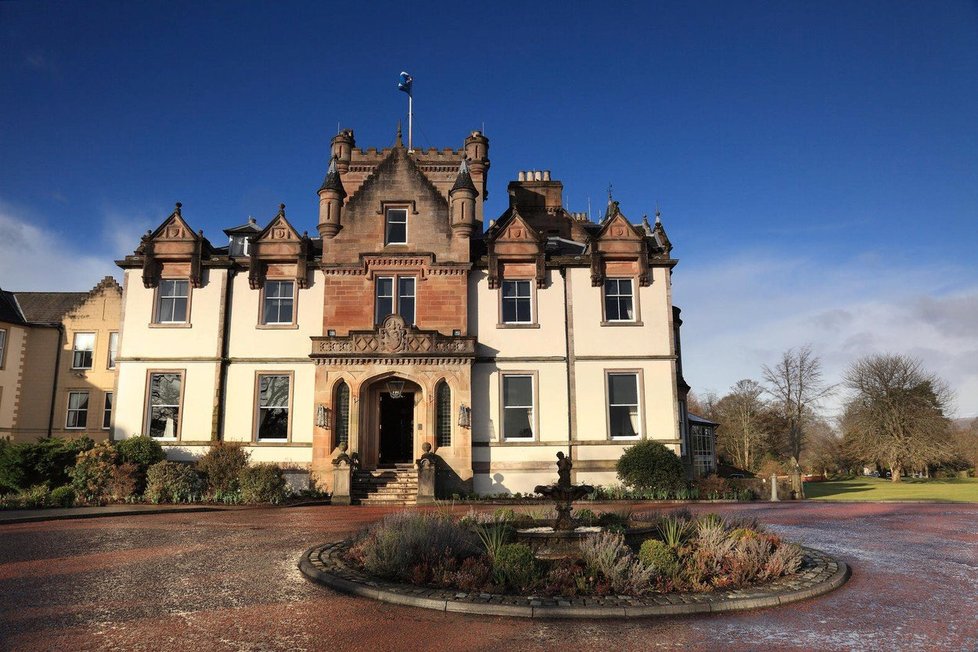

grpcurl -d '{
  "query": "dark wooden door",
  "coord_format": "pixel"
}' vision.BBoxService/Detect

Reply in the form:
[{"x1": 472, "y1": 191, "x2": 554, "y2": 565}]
[{"x1": 379, "y1": 392, "x2": 414, "y2": 465}]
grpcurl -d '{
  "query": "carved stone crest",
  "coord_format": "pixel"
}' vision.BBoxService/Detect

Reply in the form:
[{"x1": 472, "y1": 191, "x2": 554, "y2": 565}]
[{"x1": 380, "y1": 314, "x2": 407, "y2": 353}]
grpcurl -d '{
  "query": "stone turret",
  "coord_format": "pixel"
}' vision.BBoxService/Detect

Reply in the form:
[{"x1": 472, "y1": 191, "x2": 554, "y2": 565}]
[
  {"x1": 318, "y1": 157, "x2": 346, "y2": 239},
  {"x1": 450, "y1": 158, "x2": 478, "y2": 238},
  {"x1": 464, "y1": 130, "x2": 489, "y2": 175},
  {"x1": 331, "y1": 129, "x2": 355, "y2": 174}
]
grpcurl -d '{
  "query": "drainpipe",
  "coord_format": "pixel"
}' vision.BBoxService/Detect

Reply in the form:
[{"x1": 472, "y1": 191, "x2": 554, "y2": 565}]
[
  {"x1": 215, "y1": 268, "x2": 235, "y2": 441},
  {"x1": 46, "y1": 323, "x2": 64, "y2": 437},
  {"x1": 560, "y1": 268, "x2": 577, "y2": 477}
]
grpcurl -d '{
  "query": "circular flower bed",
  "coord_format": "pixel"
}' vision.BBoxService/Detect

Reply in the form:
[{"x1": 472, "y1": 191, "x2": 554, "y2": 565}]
[{"x1": 340, "y1": 508, "x2": 808, "y2": 597}]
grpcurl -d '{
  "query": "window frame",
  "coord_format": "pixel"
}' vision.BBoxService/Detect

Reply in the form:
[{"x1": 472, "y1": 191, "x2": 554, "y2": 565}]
[
  {"x1": 384, "y1": 207, "x2": 409, "y2": 245},
  {"x1": 605, "y1": 370, "x2": 644, "y2": 440},
  {"x1": 334, "y1": 379, "x2": 351, "y2": 447},
  {"x1": 499, "y1": 279, "x2": 536, "y2": 327},
  {"x1": 152, "y1": 278, "x2": 192, "y2": 327},
  {"x1": 258, "y1": 279, "x2": 298, "y2": 328},
  {"x1": 375, "y1": 275, "x2": 417, "y2": 326},
  {"x1": 601, "y1": 277, "x2": 642, "y2": 325},
  {"x1": 0, "y1": 328, "x2": 7, "y2": 370},
  {"x1": 102, "y1": 392, "x2": 113, "y2": 430},
  {"x1": 691, "y1": 423, "x2": 716, "y2": 476},
  {"x1": 435, "y1": 380, "x2": 452, "y2": 448},
  {"x1": 71, "y1": 332, "x2": 96, "y2": 370},
  {"x1": 65, "y1": 390, "x2": 90, "y2": 430},
  {"x1": 144, "y1": 369, "x2": 185, "y2": 440},
  {"x1": 107, "y1": 331, "x2": 119, "y2": 369},
  {"x1": 499, "y1": 372, "x2": 538, "y2": 441},
  {"x1": 253, "y1": 371, "x2": 294, "y2": 442}
]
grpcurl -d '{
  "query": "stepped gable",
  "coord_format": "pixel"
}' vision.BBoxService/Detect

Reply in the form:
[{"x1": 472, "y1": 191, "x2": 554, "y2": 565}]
[
  {"x1": 12, "y1": 276, "x2": 121, "y2": 325},
  {"x1": 344, "y1": 146, "x2": 450, "y2": 214}
]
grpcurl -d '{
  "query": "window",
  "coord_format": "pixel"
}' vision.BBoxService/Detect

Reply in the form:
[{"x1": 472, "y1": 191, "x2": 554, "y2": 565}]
[
  {"x1": 229, "y1": 235, "x2": 250, "y2": 257},
  {"x1": 147, "y1": 372, "x2": 182, "y2": 439},
  {"x1": 256, "y1": 374, "x2": 291, "y2": 440},
  {"x1": 501, "y1": 280, "x2": 532, "y2": 324},
  {"x1": 107, "y1": 332, "x2": 119, "y2": 369},
  {"x1": 375, "y1": 276, "x2": 416, "y2": 325},
  {"x1": 607, "y1": 373, "x2": 641, "y2": 438},
  {"x1": 502, "y1": 374, "x2": 534, "y2": 439},
  {"x1": 335, "y1": 380, "x2": 350, "y2": 446},
  {"x1": 262, "y1": 280, "x2": 295, "y2": 325},
  {"x1": 102, "y1": 392, "x2": 113, "y2": 430},
  {"x1": 156, "y1": 279, "x2": 190, "y2": 324},
  {"x1": 436, "y1": 381, "x2": 451, "y2": 447},
  {"x1": 385, "y1": 208, "x2": 408, "y2": 244},
  {"x1": 604, "y1": 279, "x2": 634, "y2": 322},
  {"x1": 72, "y1": 333, "x2": 95, "y2": 369},
  {"x1": 692, "y1": 424, "x2": 716, "y2": 476},
  {"x1": 66, "y1": 391, "x2": 89, "y2": 429},
  {"x1": 0, "y1": 329, "x2": 6, "y2": 369}
]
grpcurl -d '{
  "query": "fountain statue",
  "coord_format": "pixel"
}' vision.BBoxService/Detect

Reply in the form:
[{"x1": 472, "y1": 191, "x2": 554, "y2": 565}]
[{"x1": 534, "y1": 452, "x2": 594, "y2": 531}]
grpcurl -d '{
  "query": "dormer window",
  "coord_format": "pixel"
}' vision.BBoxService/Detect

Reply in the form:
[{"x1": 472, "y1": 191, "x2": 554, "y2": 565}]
[
  {"x1": 385, "y1": 208, "x2": 408, "y2": 245},
  {"x1": 229, "y1": 235, "x2": 251, "y2": 257}
]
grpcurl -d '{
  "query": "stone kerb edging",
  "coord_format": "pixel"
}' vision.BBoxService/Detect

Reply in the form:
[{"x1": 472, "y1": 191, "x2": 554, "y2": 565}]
[{"x1": 298, "y1": 542, "x2": 850, "y2": 619}]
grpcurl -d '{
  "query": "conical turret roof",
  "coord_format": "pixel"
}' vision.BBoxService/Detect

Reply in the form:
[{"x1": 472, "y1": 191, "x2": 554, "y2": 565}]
[
  {"x1": 450, "y1": 158, "x2": 478, "y2": 195},
  {"x1": 319, "y1": 156, "x2": 347, "y2": 196}
]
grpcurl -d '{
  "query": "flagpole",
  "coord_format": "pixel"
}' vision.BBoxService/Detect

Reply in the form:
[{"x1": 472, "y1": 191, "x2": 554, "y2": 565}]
[{"x1": 408, "y1": 94, "x2": 413, "y2": 152}]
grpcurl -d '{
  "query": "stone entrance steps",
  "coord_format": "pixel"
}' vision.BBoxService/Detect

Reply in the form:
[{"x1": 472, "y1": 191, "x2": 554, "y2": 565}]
[{"x1": 353, "y1": 465, "x2": 418, "y2": 505}]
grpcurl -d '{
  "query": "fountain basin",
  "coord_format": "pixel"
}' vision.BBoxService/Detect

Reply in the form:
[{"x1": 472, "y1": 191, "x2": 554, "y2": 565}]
[{"x1": 514, "y1": 520, "x2": 658, "y2": 560}]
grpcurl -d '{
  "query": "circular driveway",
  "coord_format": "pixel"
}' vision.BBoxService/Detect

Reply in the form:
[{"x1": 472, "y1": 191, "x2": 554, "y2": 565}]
[{"x1": 1, "y1": 502, "x2": 976, "y2": 651}]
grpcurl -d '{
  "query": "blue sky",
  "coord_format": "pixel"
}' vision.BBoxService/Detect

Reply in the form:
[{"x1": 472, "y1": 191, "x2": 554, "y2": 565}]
[{"x1": 1, "y1": 1, "x2": 976, "y2": 417}]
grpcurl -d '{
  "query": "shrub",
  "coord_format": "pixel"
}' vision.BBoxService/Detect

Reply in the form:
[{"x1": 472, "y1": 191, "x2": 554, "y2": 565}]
[
  {"x1": 19, "y1": 484, "x2": 52, "y2": 508},
  {"x1": 492, "y1": 543, "x2": 538, "y2": 589},
  {"x1": 70, "y1": 441, "x2": 118, "y2": 504},
  {"x1": 696, "y1": 475, "x2": 731, "y2": 499},
  {"x1": 197, "y1": 442, "x2": 250, "y2": 495},
  {"x1": 616, "y1": 441, "x2": 686, "y2": 492},
  {"x1": 110, "y1": 462, "x2": 140, "y2": 501},
  {"x1": 639, "y1": 539, "x2": 679, "y2": 577},
  {"x1": 115, "y1": 436, "x2": 166, "y2": 468},
  {"x1": 762, "y1": 542, "x2": 804, "y2": 579},
  {"x1": 658, "y1": 514, "x2": 692, "y2": 549},
  {"x1": 50, "y1": 485, "x2": 76, "y2": 507},
  {"x1": 579, "y1": 532, "x2": 654, "y2": 595},
  {"x1": 575, "y1": 508, "x2": 596, "y2": 524},
  {"x1": 239, "y1": 464, "x2": 287, "y2": 504},
  {"x1": 0, "y1": 439, "x2": 23, "y2": 493},
  {"x1": 353, "y1": 512, "x2": 479, "y2": 580},
  {"x1": 145, "y1": 461, "x2": 204, "y2": 503},
  {"x1": 474, "y1": 522, "x2": 511, "y2": 560},
  {"x1": 12, "y1": 437, "x2": 94, "y2": 490}
]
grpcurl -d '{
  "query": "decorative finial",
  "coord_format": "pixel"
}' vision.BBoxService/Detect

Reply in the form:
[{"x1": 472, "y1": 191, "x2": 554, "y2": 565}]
[
  {"x1": 174, "y1": 202, "x2": 182, "y2": 215},
  {"x1": 655, "y1": 202, "x2": 662, "y2": 224},
  {"x1": 278, "y1": 203, "x2": 286, "y2": 214},
  {"x1": 395, "y1": 121, "x2": 403, "y2": 147},
  {"x1": 607, "y1": 184, "x2": 613, "y2": 202}
]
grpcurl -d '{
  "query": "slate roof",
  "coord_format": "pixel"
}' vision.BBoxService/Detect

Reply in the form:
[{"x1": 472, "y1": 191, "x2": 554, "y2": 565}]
[
  {"x1": 223, "y1": 217, "x2": 262, "y2": 236},
  {"x1": 14, "y1": 292, "x2": 88, "y2": 323},
  {"x1": 688, "y1": 413, "x2": 719, "y2": 427},
  {"x1": 0, "y1": 289, "x2": 26, "y2": 325}
]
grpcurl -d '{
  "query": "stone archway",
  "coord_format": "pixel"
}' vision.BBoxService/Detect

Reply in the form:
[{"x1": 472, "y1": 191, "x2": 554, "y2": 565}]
[{"x1": 358, "y1": 373, "x2": 425, "y2": 469}]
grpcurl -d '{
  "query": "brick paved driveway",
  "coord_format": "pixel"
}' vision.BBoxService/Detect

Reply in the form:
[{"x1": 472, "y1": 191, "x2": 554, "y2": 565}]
[{"x1": 1, "y1": 502, "x2": 975, "y2": 651}]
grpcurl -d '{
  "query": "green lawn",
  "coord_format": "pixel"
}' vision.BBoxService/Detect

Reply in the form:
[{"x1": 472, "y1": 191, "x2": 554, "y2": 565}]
[{"x1": 805, "y1": 476, "x2": 978, "y2": 502}]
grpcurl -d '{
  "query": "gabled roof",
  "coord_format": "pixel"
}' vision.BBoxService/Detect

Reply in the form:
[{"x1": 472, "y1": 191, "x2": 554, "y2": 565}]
[
  {"x1": 345, "y1": 146, "x2": 449, "y2": 211},
  {"x1": 0, "y1": 289, "x2": 26, "y2": 325},
  {"x1": 224, "y1": 217, "x2": 262, "y2": 237},
  {"x1": 254, "y1": 204, "x2": 303, "y2": 242},
  {"x1": 10, "y1": 276, "x2": 121, "y2": 325}
]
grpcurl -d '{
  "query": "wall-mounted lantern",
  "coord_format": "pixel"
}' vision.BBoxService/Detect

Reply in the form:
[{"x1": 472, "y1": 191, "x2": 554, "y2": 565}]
[
  {"x1": 387, "y1": 379, "x2": 406, "y2": 399},
  {"x1": 316, "y1": 404, "x2": 331, "y2": 429},
  {"x1": 458, "y1": 404, "x2": 472, "y2": 429}
]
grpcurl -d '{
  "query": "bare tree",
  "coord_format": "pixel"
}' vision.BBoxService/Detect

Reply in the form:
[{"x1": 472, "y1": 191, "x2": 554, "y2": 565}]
[
  {"x1": 841, "y1": 353, "x2": 954, "y2": 482},
  {"x1": 762, "y1": 345, "x2": 833, "y2": 462},
  {"x1": 714, "y1": 379, "x2": 769, "y2": 472}
]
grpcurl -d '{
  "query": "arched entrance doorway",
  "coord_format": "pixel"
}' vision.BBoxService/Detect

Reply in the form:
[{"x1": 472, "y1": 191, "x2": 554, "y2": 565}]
[{"x1": 360, "y1": 374, "x2": 423, "y2": 468}]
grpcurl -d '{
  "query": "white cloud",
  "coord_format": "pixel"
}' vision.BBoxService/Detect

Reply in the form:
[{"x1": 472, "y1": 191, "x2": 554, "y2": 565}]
[{"x1": 675, "y1": 251, "x2": 978, "y2": 419}]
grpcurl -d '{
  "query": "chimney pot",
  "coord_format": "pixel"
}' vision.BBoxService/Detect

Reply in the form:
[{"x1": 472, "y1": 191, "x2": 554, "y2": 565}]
[
  {"x1": 518, "y1": 171, "x2": 525, "y2": 181},
  {"x1": 543, "y1": 170, "x2": 551, "y2": 181}
]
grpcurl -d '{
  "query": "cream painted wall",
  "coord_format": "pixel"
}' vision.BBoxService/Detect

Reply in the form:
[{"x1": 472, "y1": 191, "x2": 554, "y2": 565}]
[
  {"x1": 112, "y1": 361, "x2": 218, "y2": 441},
  {"x1": 0, "y1": 324, "x2": 26, "y2": 436},
  {"x1": 120, "y1": 269, "x2": 226, "y2": 360},
  {"x1": 226, "y1": 270, "x2": 324, "y2": 359},
  {"x1": 574, "y1": 359, "x2": 679, "y2": 443},
  {"x1": 221, "y1": 362, "x2": 316, "y2": 444},
  {"x1": 570, "y1": 267, "x2": 674, "y2": 358},
  {"x1": 472, "y1": 361, "x2": 570, "y2": 444},
  {"x1": 469, "y1": 270, "x2": 567, "y2": 358}
]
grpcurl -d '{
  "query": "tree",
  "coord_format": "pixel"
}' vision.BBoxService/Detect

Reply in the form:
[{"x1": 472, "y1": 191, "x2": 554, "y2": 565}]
[
  {"x1": 762, "y1": 345, "x2": 833, "y2": 462},
  {"x1": 713, "y1": 379, "x2": 770, "y2": 472},
  {"x1": 841, "y1": 353, "x2": 953, "y2": 482},
  {"x1": 951, "y1": 418, "x2": 978, "y2": 474}
]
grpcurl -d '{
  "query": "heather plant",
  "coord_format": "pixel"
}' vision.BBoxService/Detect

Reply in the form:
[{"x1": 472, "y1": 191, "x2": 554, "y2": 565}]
[
  {"x1": 762, "y1": 542, "x2": 804, "y2": 579},
  {"x1": 353, "y1": 512, "x2": 479, "y2": 580},
  {"x1": 70, "y1": 441, "x2": 118, "y2": 504},
  {"x1": 728, "y1": 536, "x2": 772, "y2": 585},
  {"x1": 492, "y1": 543, "x2": 538, "y2": 589},
  {"x1": 239, "y1": 464, "x2": 287, "y2": 504},
  {"x1": 197, "y1": 442, "x2": 250, "y2": 495},
  {"x1": 145, "y1": 461, "x2": 204, "y2": 503},
  {"x1": 579, "y1": 531, "x2": 655, "y2": 595}
]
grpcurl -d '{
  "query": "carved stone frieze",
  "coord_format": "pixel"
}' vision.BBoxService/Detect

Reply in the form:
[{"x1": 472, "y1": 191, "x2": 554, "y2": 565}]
[{"x1": 311, "y1": 315, "x2": 475, "y2": 362}]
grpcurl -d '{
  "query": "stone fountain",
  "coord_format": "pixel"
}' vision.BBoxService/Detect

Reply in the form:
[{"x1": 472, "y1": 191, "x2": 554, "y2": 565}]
[{"x1": 533, "y1": 452, "x2": 593, "y2": 531}]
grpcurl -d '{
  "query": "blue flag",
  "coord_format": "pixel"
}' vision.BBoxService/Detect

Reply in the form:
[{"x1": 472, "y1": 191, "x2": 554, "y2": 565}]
[{"x1": 398, "y1": 71, "x2": 413, "y2": 96}]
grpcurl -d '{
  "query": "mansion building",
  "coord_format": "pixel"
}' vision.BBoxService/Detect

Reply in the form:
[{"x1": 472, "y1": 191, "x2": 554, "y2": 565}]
[{"x1": 112, "y1": 128, "x2": 715, "y2": 497}]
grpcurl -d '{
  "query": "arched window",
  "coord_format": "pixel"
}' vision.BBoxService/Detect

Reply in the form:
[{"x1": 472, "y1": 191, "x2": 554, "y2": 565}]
[
  {"x1": 436, "y1": 381, "x2": 451, "y2": 447},
  {"x1": 335, "y1": 380, "x2": 350, "y2": 446}
]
